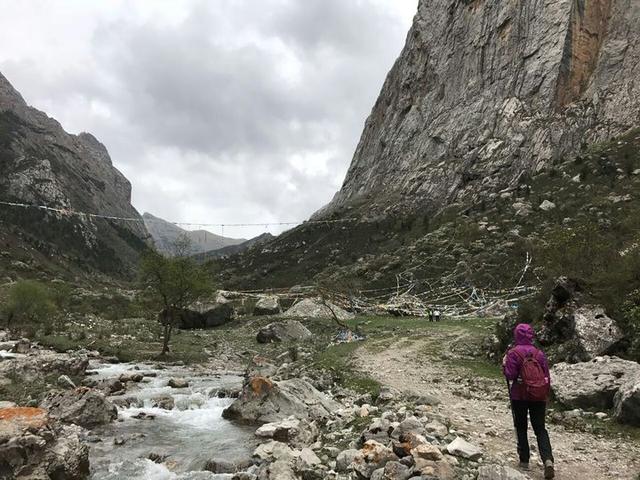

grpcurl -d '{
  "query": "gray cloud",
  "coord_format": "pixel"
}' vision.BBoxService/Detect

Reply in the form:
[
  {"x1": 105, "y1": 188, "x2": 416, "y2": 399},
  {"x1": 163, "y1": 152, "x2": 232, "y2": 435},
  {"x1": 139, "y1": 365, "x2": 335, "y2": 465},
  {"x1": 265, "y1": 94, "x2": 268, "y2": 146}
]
[{"x1": 0, "y1": 0, "x2": 416, "y2": 237}]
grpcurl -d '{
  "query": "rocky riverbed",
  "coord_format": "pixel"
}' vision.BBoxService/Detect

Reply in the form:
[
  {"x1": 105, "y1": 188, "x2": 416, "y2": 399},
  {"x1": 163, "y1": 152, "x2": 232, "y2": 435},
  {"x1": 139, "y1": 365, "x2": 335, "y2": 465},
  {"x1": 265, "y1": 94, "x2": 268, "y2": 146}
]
[{"x1": 1, "y1": 318, "x2": 640, "y2": 480}]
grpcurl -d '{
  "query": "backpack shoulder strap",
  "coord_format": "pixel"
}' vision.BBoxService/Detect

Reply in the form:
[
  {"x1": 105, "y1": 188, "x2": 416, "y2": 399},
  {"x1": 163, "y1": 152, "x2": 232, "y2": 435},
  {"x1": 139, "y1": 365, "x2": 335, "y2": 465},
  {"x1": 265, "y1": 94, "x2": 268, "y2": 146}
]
[{"x1": 512, "y1": 348, "x2": 525, "y2": 361}]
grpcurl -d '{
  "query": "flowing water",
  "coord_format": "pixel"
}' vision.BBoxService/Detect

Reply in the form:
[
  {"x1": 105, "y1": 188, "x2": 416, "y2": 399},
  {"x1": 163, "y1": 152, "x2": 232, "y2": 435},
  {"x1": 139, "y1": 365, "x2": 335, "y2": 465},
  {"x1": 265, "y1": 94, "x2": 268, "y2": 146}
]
[{"x1": 87, "y1": 362, "x2": 256, "y2": 480}]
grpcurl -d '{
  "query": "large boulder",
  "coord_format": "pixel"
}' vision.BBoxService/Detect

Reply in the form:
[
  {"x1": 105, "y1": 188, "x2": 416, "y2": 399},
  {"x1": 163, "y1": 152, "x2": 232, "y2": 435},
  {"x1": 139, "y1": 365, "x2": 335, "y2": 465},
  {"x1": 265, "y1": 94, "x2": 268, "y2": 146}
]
[
  {"x1": 540, "y1": 278, "x2": 624, "y2": 362},
  {"x1": 351, "y1": 440, "x2": 399, "y2": 479},
  {"x1": 162, "y1": 302, "x2": 235, "y2": 330},
  {"x1": 0, "y1": 407, "x2": 89, "y2": 479},
  {"x1": 613, "y1": 372, "x2": 640, "y2": 426},
  {"x1": 256, "y1": 320, "x2": 312, "y2": 344},
  {"x1": 222, "y1": 377, "x2": 340, "y2": 424},
  {"x1": 40, "y1": 387, "x2": 117, "y2": 428},
  {"x1": 571, "y1": 306, "x2": 624, "y2": 360},
  {"x1": 551, "y1": 356, "x2": 640, "y2": 410},
  {"x1": 254, "y1": 296, "x2": 282, "y2": 316},
  {"x1": 283, "y1": 298, "x2": 354, "y2": 321}
]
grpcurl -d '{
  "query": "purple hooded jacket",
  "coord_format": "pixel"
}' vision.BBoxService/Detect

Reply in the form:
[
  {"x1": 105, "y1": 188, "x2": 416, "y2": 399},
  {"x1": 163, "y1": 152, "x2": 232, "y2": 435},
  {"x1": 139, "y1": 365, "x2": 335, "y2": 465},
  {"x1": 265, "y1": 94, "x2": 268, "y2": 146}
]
[{"x1": 502, "y1": 323, "x2": 551, "y2": 401}]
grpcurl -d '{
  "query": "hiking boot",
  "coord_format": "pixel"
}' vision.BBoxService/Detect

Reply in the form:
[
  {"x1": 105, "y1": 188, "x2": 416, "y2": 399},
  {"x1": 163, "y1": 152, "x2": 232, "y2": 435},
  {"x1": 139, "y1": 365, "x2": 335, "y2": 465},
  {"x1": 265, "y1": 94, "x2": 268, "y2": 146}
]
[
  {"x1": 544, "y1": 459, "x2": 555, "y2": 479},
  {"x1": 518, "y1": 461, "x2": 530, "y2": 471}
]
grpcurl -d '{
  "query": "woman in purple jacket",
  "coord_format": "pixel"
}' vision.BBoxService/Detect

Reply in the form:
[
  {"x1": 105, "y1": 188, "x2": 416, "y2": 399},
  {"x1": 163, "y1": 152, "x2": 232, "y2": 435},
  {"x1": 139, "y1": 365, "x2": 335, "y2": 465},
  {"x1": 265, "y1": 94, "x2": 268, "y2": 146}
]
[{"x1": 503, "y1": 323, "x2": 555, "y2": 479}]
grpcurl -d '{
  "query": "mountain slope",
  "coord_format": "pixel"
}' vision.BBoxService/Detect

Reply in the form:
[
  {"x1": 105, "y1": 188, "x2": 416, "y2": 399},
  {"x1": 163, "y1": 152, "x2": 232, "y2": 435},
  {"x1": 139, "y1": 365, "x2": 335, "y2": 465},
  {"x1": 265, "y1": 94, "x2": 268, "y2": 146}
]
[
  {"x1": 143, "y1": 212, "x2": 245, "y2": 256},
  {"x1": 215, "y1": 0, "x2": 640, "y2": 294},
  {"x1": 197, "y1": 232, "x2": 274, "y2": 260},
  {"x1": 0, "y1": 72, "x2": 149, "y2": 278}
]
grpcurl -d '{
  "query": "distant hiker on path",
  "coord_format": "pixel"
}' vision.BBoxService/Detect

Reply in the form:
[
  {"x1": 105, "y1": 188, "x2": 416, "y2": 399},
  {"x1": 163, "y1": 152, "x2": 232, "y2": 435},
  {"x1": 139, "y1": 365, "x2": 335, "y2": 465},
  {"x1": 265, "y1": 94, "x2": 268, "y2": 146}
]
[
  {"x1": 428, "y1": 310, "x2": 434, "y2": 322},
  {"x1": 503, "y1": 323, "x2": 555, "y2": 479},
  {"x1": 433, "y1": 309, "x2": 441, "y2": 322}
]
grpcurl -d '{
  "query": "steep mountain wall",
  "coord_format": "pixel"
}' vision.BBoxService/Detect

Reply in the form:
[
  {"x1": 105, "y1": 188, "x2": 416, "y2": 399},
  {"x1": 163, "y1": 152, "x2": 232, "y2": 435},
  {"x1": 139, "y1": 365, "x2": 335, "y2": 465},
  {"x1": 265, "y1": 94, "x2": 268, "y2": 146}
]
[
  {"x1": 320, "y1": 0, "x2": 640, "y2": 217},
  {"x1": 0, "y1": 72, "x2": 149, "y2": 277}
]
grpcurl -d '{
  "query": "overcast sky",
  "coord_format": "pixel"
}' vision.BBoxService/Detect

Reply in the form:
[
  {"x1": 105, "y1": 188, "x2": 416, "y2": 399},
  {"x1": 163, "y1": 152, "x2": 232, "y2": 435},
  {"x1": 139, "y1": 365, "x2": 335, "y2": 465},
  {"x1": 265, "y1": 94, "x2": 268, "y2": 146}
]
[{"x1": 0, "y1": 0, "x2": 417, "y2": 239}]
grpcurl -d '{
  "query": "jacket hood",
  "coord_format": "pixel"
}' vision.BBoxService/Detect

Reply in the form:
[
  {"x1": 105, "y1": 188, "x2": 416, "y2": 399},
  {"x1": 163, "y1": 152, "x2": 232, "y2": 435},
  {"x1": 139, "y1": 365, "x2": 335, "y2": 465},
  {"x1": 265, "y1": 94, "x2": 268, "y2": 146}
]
[{"x1": 514, "y1": 323, "x2": 535, "y2": 346}]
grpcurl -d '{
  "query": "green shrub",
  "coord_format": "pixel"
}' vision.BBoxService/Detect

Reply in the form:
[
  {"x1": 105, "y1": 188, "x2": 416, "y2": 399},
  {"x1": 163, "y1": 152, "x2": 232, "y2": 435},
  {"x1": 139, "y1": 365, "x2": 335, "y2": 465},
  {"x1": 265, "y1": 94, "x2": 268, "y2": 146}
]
[{"x1": 3, "y1": 280, "x2": 57, "y2": 330}]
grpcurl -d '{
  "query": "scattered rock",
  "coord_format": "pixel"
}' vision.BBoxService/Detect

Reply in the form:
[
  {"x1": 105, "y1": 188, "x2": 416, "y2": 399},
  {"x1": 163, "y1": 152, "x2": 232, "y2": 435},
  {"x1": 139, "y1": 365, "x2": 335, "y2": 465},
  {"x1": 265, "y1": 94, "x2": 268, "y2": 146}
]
[
  {"x1": 613, "y1": 373, "x2": 640, "y2": 426},
  {"x1": 148, "y1": 452, "x2": 169, "y2": 464},
  {"x1": 119, "y1": 372, "x2": 144, "y2": 383},
  {"x1": 411, "y1": 443, "x2": 443, "y2": 462},
  {"x1": 151, "y1": 395, "x2": 175, "y2": 410},
  {"x1": 255, "y1": 416, "x2": 317, "y2": 448},
  {"x1": 94, "y1": 378, "x2": 125, "y2": 395},
  {"x1": 351, "y1": 440, "x2": 398, "y2": 479},
  {"x1": 257, "y1": 459, "x2": 297, "y2": 480},
  {"x1": 253, "y1": 440, "x2": 295, "y2": 463},
  {"x1": 539, "y1": 200, "x2": 556, "y2": 211},
  {"x1": 11, "y1": 338, "x2": 31, "y2": 354},
  {"x1": 477, "y1": 465, "x2": 531, "y2": 479},
  {"x1": 446, "y1": 437, "x2": 483, "y2": 461},
  {"x1": 168, "y1": 378, "x2": 189, "y2": 389},
  {"x1": 295, "y1": 447, "x2": 322, "y2": 471},
  {"x1": 336, "y1": 449, "x2": 360, "y2": 472},
  {"x1": 257, "y1": 320, "x2": 313, "y2": 344}
]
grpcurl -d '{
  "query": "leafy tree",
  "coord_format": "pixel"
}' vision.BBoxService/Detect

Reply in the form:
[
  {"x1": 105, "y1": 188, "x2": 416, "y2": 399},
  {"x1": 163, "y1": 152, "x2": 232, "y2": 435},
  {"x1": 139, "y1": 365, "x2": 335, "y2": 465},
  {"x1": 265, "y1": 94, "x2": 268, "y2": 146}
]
[
  {"x1": 4, "y1": 280, "x2": 57, "y2": 330},
  {"x1": 139, "y1": 242, "x2": 212, "y2": 355}
]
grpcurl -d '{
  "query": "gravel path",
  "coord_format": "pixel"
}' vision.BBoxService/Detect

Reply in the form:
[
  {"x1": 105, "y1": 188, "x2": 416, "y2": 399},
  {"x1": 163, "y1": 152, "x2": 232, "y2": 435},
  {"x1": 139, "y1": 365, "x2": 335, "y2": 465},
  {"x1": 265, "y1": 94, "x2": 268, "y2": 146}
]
[{"x1": 356, "y1": 329, "x2": 640, "y2": 480}]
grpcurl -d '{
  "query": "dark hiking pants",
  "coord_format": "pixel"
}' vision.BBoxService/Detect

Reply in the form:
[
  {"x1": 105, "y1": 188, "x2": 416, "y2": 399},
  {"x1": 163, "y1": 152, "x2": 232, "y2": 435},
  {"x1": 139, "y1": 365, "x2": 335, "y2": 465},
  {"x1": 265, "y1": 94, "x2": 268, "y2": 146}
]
[{"x1": 511, "y1": 400, "x2": 554, "y2": 464}]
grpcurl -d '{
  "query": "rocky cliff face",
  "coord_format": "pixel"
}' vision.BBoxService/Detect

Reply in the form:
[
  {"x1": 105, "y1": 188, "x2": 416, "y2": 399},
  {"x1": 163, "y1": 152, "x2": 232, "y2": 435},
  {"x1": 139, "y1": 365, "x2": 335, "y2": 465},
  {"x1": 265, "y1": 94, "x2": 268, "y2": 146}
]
[
  {"x1": 217, "y1": 0, "x2": 640, "y2": 292},
  {"x1": 0, "y1": 72, "x2": 149, "y2": 276},
  {"x1": 320, "y1": 0, "x2": 640, "y2": 217}
]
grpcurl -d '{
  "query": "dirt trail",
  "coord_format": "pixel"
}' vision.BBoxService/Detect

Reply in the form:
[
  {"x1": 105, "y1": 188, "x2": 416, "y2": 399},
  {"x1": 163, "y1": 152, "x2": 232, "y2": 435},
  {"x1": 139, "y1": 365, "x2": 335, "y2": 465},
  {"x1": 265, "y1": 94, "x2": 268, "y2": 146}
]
[{"x1": 356, "y1": 328, "x2": 640, "y2": 480}]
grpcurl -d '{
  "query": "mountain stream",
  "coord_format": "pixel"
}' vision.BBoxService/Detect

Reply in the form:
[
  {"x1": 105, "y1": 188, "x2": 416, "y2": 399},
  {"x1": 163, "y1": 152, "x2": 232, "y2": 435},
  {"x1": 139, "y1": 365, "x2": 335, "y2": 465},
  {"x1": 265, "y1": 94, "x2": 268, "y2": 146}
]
[{"x1": 86, "y1": 362, "x2": 255, "y2": 480}]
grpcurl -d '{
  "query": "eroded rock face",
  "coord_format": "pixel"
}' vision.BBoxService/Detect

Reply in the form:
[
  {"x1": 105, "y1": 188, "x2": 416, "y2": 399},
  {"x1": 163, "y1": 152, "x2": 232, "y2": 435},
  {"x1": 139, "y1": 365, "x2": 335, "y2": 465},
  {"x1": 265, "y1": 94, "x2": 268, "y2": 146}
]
[
  {"x1": 318, "y1": 0, "x2": 640, "y2": 218},
  {"x1": 40, "y1": 387, "x2": 117, "y2": 429},
  {"x1": 222, "y1": 377, "x2": 340, "y2": 424},
  {"x1": 0, "y1": 407, "x2": 89, "y2": 479},
  {"x1": 552, "y1": 356, "x2": 640, "y2": 410}
]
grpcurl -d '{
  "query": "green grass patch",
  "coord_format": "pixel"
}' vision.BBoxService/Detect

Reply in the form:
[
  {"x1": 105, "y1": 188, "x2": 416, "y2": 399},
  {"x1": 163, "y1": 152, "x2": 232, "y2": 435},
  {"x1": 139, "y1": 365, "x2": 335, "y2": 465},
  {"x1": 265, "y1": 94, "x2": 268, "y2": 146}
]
[
  {"x1": 312, "y1": 341, "x2": 381, "y2": 397},
  {"x1": 447, "y1": 358, "x2": 503, "y2": 379}
]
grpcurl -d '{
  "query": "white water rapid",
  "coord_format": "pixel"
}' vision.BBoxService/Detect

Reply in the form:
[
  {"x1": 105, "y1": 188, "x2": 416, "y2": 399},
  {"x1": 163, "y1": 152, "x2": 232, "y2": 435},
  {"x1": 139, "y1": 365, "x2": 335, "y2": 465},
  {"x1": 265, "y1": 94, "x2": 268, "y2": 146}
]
[{"x1": 87, "y1": 362, "x2": 256, "y2": 480}]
